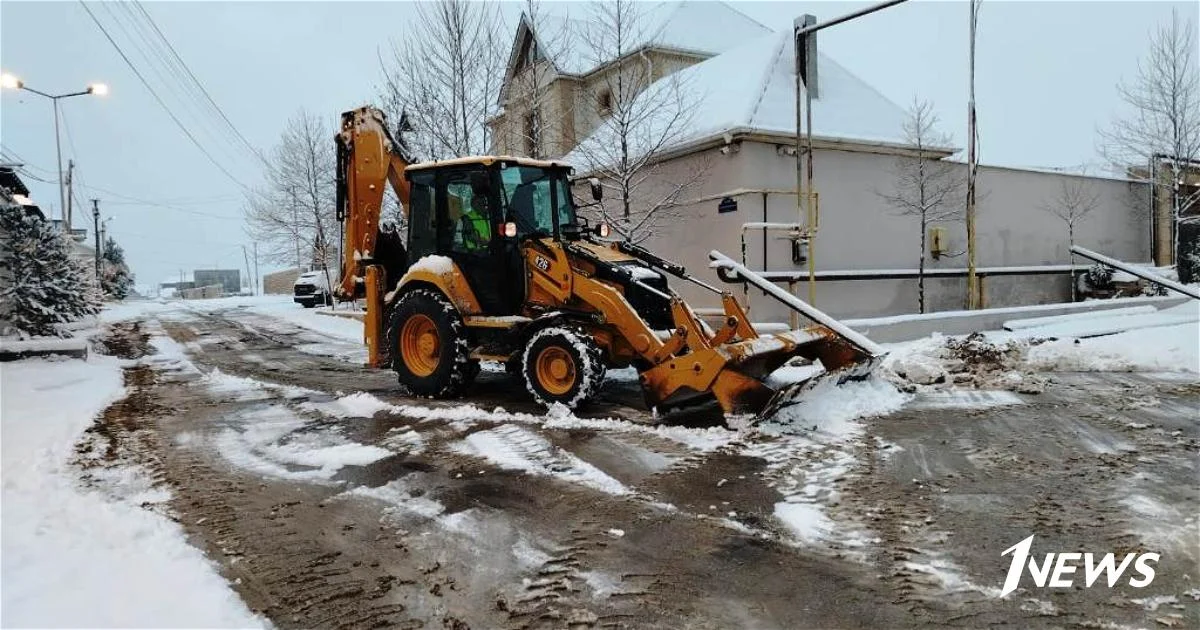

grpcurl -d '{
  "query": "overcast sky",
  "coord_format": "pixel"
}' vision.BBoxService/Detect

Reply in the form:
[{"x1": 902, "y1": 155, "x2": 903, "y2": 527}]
[{"x1": 1, "y1": 1, "x2": 1193, "y2": 287}]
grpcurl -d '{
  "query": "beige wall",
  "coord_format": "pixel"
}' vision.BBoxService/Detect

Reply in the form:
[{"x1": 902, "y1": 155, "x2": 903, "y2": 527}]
[
  {"x1": 492, "y1": 49, "x2": 706, "y2": 160},
  {"x1": 630, "y1": 139, "x2": 1149, "y2": 321},
  {"x1": 263, "y1": 268, "x2": 301, "y2": 295}
]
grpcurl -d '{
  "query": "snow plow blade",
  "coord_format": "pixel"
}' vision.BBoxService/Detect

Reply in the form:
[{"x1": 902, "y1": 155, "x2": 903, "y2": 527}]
[{"x1": 704, "y1": 250, "x2": 888, "y2": 420}]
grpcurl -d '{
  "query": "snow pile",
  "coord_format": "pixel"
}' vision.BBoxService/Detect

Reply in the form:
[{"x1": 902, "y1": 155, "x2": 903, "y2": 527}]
[
  {"x1": 882, "y1": 333, "x2": 1049, "y2": 394},
  {"x1": 451, "y1": 424, "x2": 629, "y2": 495},
  {"x1": 302, "y1": 391, "x2": 398, "y2": 418},
  {"x1": 1027, "y1": 323, "x2": 1199, "y2": 373},
  {"x1": 308, "y1": 391, "x2": 739, "y2": 453},
  {"x1": 884, "y1": 304, "x2": 1198, "y2": 392},
  {"x1": 347, "y1": 478, "x2": 446, "y2": 519},
  {"x1": 773, "y1": 502, "x2": 833, "y2": 543},
  {"x1": 215, "y1": 405, "x2": 390, "y2": 482},
  {"x1": 100, "y1": 299, "x2": 177, "y2": 323},
  {"x1": 1, "y1": 356, "x2": 263, "y2": 628},
  {"x1": 762, "y1": 376, "x2": 910, "y2": 437},
  {"x1": 201, "y1": 368, "x2": 274, "y2": 401}
]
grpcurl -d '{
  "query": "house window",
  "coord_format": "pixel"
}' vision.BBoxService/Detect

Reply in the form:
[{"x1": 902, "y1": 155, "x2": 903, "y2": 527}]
[
  {"x1": 523, "y1": 109, "x2": 541, "y2": 157},
  {"x1": 597, "y1": 89, "x2": 612, "y2": 116}
]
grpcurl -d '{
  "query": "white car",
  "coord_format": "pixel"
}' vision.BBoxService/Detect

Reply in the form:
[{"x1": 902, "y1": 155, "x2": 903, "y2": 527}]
[{"x1": 293, "y1": 270, "x2": 333, "y2": 308}]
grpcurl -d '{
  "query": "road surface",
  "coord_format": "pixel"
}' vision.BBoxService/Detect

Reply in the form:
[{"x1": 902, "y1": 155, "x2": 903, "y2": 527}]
[{"x1": 78, "y1": 302, "x2": 1198, "y2": 629}]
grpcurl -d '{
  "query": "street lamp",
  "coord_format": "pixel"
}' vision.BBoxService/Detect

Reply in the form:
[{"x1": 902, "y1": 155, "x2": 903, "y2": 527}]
[{"x1": 0, "y1": 72, "x2": 108, "y2": 230}]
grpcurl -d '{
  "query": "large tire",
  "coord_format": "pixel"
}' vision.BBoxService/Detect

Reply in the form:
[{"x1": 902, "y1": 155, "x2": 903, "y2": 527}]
[
  {"x1": 522, "y1": 327, "x2": 606, "y2": 409},
  {"x1": 387, "y1": 288, "x2": 475, "y2": 398}
]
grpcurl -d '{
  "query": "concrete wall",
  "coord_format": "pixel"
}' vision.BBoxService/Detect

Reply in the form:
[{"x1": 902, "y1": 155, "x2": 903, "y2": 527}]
[
  {"x1": 631, "y1": 139, "x2": 1150, "y2": 322},
  {"x1": 263, "y1": 268, "x2": 302, "y2": 295},
  {"x1": 180, "y1": 284, "x2": 224, "y2": 300},
  {"x1": 193, "y1": 269, "x2": 240, "y2": 295}
]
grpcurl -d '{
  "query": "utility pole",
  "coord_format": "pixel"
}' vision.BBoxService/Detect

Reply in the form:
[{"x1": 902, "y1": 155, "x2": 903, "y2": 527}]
[
  {"x1": 65, "y1": 159, "x2": 74, "y2": 231},
  {"x1": 965, "y1": 0, "x2": 981, "y2": 309},
  {"x1": 241, "y1": 245, "x2": 253, "y2": 295},
  {"x1": 791, "y1": 0, "x2": 909, "y2": 306},
  {"x1": 92, "y1": 199, "x2": 100, "y2": 282},
  {"x1": 253, "y1": 242, "x2": 260, "y2": 296}
]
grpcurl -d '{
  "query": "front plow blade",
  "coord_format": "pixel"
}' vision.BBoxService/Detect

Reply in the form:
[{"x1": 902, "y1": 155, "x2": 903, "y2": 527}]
[
  {"x1": 709, "y1": 329, "x2": 880, "y2": 418},
  {"x1": 705, "y1": 249, "x2": 890, "y2": 422},
  {"x1": 756, "y1": 355, "x2": 883, "y2": 421}
]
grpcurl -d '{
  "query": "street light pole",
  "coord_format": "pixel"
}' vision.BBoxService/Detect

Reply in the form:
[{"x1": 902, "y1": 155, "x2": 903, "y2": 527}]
[
  {"x1": 0, "y1": 73, "x2": 108, "y2": 231},
  {"x1": 52, "y1": 98, "x2": 65, "y2": 225},
  {"x1": 92, "y1": 199, "x2": 101, "y2": 282}
]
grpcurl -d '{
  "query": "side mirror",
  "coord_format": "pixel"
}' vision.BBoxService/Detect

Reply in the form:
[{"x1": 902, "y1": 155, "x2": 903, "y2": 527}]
[{"x1": 589, "y1": 178, "x2": 603, "y2": 201}]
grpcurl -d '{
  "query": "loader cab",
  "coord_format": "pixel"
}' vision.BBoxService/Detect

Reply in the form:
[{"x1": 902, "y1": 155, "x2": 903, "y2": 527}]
[{"x1": 404, "y1": 157, "x2": 580, "y2": 314}]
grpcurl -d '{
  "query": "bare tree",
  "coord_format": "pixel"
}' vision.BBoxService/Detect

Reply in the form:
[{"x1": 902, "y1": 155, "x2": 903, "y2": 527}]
[
  {"x1": 244, "y1": 110, "x2": 338, "y2": 290},
  {"x1": 877, "y1": 99, "x2": 963, "y2": 313},
  {"x1": 499, "y1": 0, "x2": 572, "y2": 158},
  {"x1": 379, "y1": 0, "x2": 504, "y2": 160},
  {"x1": 1100, "y1": 9, "x2": 1200, "y2": 266},
  {"x1": 569, "y1": 0, "x2": 705, "y2": 245},
  {"x1": 1041, "y1": 179, "x2": 1100, "y2": 301}
]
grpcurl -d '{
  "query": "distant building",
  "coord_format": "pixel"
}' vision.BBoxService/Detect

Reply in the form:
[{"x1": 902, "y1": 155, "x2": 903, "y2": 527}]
[{"x1": 193, "y1": 269, "x2": 241, "y2": 295}]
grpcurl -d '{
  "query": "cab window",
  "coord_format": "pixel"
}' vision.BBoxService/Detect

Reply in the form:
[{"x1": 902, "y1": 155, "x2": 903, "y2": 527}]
[
  {"x1": 406, "y1": 171, "x2": 437, "y2": 259},
  {"x1": 500, "y1": 165, "x2": 576, "y2": 238},
  {"x1": 444, "y1": 171, "x2": 493, "y2": 254}
]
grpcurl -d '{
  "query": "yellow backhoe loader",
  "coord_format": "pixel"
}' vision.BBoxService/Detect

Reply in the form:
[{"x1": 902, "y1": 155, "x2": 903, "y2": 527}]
[{"x1": 334, "y1": 106, "x2": 884, "y2": 418}]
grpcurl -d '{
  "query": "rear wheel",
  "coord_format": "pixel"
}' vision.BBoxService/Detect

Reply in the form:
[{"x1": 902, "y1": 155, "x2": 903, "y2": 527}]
[
  {"x1": 387, "y1": 289, "x2": 475, "y2": 397},
  {"x1": 522, "y1": 327, "x2": 605, "y2": 409}
]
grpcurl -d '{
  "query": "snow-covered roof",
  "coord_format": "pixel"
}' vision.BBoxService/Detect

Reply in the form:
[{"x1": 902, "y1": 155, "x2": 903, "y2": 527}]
[
  {"x1": 564, "y1": 29, "x2": 913, "y2": 168},
  {"x1": 530, "y1": 1, "x2": 771, "y2": 77}
]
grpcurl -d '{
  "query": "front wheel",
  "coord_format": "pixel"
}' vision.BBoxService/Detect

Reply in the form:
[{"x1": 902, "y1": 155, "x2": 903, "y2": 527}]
[
  {"x1": 522, "y1": 327, "x2": 606, "y2": 409},
  {"x1": 387, "y1": 289, "x2": 475, "y2": 398}
]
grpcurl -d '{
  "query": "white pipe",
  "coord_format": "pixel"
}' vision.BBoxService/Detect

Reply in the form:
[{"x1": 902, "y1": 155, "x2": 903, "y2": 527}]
[
  {"x1": 741, "y1": 222, "x2": 804, "y2": 231},
  {"x1": 709, "y1": 250, "x2": 886, "y2": 357},
  {"x1": 1071, "y1": 245, "x2": 1199, "y2": 300}
]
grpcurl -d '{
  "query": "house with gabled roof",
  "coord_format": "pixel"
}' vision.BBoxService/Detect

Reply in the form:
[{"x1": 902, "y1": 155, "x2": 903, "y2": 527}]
[{"x1": 493, "y1": 1, "x2": 1150, "y2": 319}]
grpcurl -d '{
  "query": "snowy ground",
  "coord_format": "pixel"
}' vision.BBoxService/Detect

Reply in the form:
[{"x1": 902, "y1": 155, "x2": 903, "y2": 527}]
[
  {"x1": 3, "y1": 295, "x2": 1196, "y2": 629},
  {"x1": 0, "y1": 350, "x2": 263, "y2": 628}
]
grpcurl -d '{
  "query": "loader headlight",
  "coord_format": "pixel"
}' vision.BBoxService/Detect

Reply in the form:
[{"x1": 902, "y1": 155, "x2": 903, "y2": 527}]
[
  {"x1": 595, "y1": 222, "x2": 611, "y2": 238},
  {"x1": 503, "y1": 222, "x2": 518, "y2": 238}
]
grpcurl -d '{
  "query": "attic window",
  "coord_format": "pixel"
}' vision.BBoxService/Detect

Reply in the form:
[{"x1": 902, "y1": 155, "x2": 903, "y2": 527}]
[{"x1": 597, "y1": 89, "x2": 612, "y2": 115}]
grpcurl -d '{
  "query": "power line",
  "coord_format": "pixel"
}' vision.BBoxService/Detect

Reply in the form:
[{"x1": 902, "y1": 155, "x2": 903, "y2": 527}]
[
  {"x1": 76, "y1": 182, "x2": 246, "y2": 221},
  {"x1": 78, "y1": 0, "x2": 256, "y2": 192},
  {"x1": 131, "y1": 0, "x2": 272, "y2": 170},
  {"x1": 98, "y1": 2, "x2": 246, "y2": 168}
]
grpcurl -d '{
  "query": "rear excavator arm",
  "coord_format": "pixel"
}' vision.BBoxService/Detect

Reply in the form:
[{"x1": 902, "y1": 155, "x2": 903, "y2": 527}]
[{"x1": 335, "y1": 106, "x2": 414, "y2": 367}]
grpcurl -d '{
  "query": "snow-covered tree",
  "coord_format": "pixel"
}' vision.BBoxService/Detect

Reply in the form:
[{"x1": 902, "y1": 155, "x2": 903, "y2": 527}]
[
  {"x1": 877, "y1": 99, "x2": 964, "y2": 313},
  {"x1": 100, "y1": 236, "x2": 135, "y2": 300},
  {"x1": 378, "y1": 0, "x2": 504, "y2": 160},
  {"x1": 1041, "y1": 179, "x2": 1100, "y2": 301},
  {"x1": 245, "y1": 109, "x2": 338, "y2": 285},
  {"x1": 570, "y1": 0, "x2": 706, "y2": 245},
  {"x1": 0, "y1": 206, "x2": 102, "y2": 337},
  {"x1": 1100, "y1": 9, "x2": 1200, "y2": 272}
]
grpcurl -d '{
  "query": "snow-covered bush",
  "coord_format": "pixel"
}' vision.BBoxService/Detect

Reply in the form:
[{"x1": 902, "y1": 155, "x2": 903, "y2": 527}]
[
  {"x1": 0, "y1": 206, "x2": 103, "y2": 337},
  {"x1": 1084, "y1": 264, "x2": 1113, "y2": 291},
  {"x1": 100, "y1": 236, "x2": 135, "y2": 300}
]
